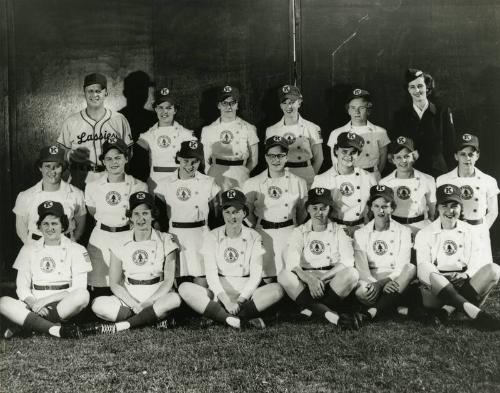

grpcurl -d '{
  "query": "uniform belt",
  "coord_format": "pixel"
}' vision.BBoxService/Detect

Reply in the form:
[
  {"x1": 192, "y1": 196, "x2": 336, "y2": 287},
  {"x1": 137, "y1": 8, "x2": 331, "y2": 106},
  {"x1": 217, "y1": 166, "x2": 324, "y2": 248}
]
[
  {"x1": 260, "y1": 219, "x2": 294, "y2": 229},
  {"x1": 33, "y1": 283, "x2": 70, "y2": 290},
  {"x1": 100, "y1": 224, "x2": 130, "y2": 233},
  {"x1": 171, "y1": 220, "x2": 206, "y2": 228},
  {"x1": 465, "y1": 218, "x2": 483, "y2": 225},
  {"x1": 70, "y1": 163, "x2": 105, "y2": 172},
  {"x1": 334, "y1": 217, "x2": 364, "y2": 226},
  {"x1": 303, "y1": 266, "x2": 332, "y2": 271},
  {"x1": 218, "y1": 273, "x2": 250, "y2": 278},
  {"x1": 153, "y1": 166, "x2": 177, "y2": 173},
  {"x1": 285, "y1": 161, "x2": 309, "y2": 168},
  {"x1": 127, "y1": 276, "x2": 162, "y2": 285},
  {"x1": 363, "y1": 166, "x2": 375, "y2": 173},
  {"x1": 439, "y1": 267, "x2": 467, "y2": 274},
  {"x1": 392, "y1": 215, "x2": 425, "y2": 224},
  {"x1": 215, "y1": 159, "x2": 244, "y2": 166}
]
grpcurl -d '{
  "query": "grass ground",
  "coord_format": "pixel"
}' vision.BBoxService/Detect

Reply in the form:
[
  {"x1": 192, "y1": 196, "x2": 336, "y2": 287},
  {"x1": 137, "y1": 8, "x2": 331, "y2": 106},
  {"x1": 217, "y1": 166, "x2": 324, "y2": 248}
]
[{"x1": 1, "y1": 290, "x2": 500, "y2": 393}]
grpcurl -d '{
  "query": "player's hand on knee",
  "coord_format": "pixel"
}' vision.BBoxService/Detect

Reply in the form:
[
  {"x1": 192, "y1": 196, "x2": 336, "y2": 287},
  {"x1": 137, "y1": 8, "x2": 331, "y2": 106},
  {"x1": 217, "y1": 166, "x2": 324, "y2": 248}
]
[
  {"x1": 132, "y1": 303, "x2": 144, "y2": 314},
  {"x1": 32, "y1": 299, "x2": 49, "y2": 313},
  {"x1": 383, "y1": 280, "x2": 399, "y2": 294},
  {"x1": 448, "y1": 272, "x2": 468, "y2": 287},
  {"x1": 37, "y1": 307, "x2": 49, "y2": 318},
  {"x1": 366, "y1": 283, "x2": 381, "y2": 302},
  {"x1": 307, "y1": 278, "x2": 325, "y2": 299}
]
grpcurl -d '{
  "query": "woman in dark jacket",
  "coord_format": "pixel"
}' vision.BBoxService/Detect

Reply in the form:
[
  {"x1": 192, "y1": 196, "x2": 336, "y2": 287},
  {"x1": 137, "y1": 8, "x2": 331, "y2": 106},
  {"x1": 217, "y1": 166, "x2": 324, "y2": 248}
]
[{"x1": 392, "y1": 68, "x2": 456, "y2": 178}]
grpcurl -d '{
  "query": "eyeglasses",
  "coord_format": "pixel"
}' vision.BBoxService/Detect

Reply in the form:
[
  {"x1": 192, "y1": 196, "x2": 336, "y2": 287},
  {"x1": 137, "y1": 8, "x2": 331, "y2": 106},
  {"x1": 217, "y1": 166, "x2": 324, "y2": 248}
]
[
  {"x1": 266, "y1": 153, "x2": 287, "y2": 160},
  {"x1": 220, "y1": 101, "x2": 238, "y2": 108},
  {"x1": 457, "y1": 151, "x2": 477, "y2": 158}
]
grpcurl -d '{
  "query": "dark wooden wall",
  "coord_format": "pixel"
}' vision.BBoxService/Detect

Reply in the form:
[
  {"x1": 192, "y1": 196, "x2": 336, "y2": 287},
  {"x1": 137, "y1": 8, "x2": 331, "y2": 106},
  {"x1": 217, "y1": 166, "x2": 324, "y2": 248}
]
[{"x1": 1, "y1": 0, "x2": 499, "y2": 274}]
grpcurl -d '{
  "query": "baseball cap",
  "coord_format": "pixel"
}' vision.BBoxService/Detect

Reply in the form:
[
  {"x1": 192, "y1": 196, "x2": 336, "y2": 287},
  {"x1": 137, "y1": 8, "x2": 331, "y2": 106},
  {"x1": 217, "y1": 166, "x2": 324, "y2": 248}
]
[
  {"x1": 279, "y1": 85, "x2": 302, "y2": 102},
  {"x1": 219, "y1": 85, "x2": 240, "y2": 102},
  {"x1": 336, "y1": 132, "x2": 365, "y2": 152},
  {"x1": 37, "y1": 200, "x2": 65, "y2": 220},
  {"x1": 306, "y1": 187, "x2": 333, "y2": 207},
  {"x1": 346, "y1": 88, "x2": 371, "y2": 104},
  {"x1": 129, "y1": 192, "x2": 156, "y2": 212},
  {"x1": 99, "y1": 136, "x2": 128, "y2": 161},
  {"x1": 84, "y1": 73, "x2": 107, "y2": 89},
  {"x1": 264, "y1": 136, "x2": 289, "y2": 153},
  {"x1": 456, "y1": 133, "x2": 479, "y2": 151},
  {"x1": 221, "y1": 189, "x2": 247, "y2": 210},
  {"x1": 436, "y1": 184, "x2": 462, "y2": 205},
  {"x1": 369, "y1": 184, "x2": 394, "y2": 203},
  {"x1": 389, "y1": 136, "x2": 415, "y2": 154},
  {"x1": 177, "y1": 140, "x2": 204, "y2": 161},
  {"x1": 405, "y1": 68, "x2": 424, "y2": 84},
  {"x1": 154, "y1": 87, "x2": 177, "y2": 107},
  {"x1": 37, "y1": 145, "x2": 66, "y2": 166}
]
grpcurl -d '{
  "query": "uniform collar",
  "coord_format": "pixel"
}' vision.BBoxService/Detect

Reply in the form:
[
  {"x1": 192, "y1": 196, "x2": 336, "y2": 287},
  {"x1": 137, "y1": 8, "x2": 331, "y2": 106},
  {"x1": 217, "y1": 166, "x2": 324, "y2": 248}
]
[
  {"x1": 34, "y1": 234, "x2": 72, "y2": 250},
  {"x1": 385, "y1": 168, "x2": 422, "y2": 181},
  {"x1": 367, "y1": 218, "x2": 397, "y2": 233},
  {"x1": 431, "y1": 218, "x2": 466, "y2": 234},
  {"x1": 258, "y1": 168, "x2": 290, "y2": 184},
  {"x1": 346, "y1": 120, "x2": 375, "y2": 131},
  {"x1": 155, "y1": 120, "x2": 180, "y2": 130},
  {"x1": 449, "y1": 166, "x2": 483, "y2": 179},
  {"x1": 34, "y1": 179, "x2": 72, "y2": 194},
  {"x1": 124, "y1": 228, "x2": 159, "y2": 244},
  {"x1": 218, "y1": 225, "x2": 249, "y2": 241},
  {"x1": 301, "y1": 219, "x2": 336, "y2": 234},
  {"x1": 81, "y1": 108, "x2": 111, "y2": 125},
  {"x1": 97, "y1": 173, "x2": 133, "y2": 185},
  {"x1": 280, "y1": 114, "x2": 306, "y2": 127},
  {"x1": 166, "y1": 169, "x2": 202, "y2": 183}
]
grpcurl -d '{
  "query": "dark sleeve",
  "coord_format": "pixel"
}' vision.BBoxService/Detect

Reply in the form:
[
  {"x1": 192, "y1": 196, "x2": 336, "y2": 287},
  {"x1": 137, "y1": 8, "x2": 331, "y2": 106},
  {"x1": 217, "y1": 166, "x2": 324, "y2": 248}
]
[{"x1": 441, "y1": 106, "x2": 456, "y2": 171}]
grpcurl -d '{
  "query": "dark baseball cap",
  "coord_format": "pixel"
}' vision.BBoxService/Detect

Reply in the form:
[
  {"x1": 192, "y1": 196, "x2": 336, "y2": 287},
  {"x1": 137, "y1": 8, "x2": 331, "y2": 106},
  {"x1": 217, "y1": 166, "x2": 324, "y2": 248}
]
[
  {"x1": 37, "y1": 145, "x2": 66, "y2": 166},
  {"x1": 306, "y1": 187, "x2": 333, "y2": 207},
  {"x1": 336, "y1": 132, "x2": 365, "y2": 152},
  {"x1": 177, "y1": 140, "x2": 204, "y2": 161},
  {"x1": 389, "y1": 136, "x2": 415, "y2": 154},
  {"x1": 84, "y1": 73, "x2": 107, "y2": 89},
  {"x1": 221, "y1": 189, "x2": 247, "y2": 210},
  {"x1": 405, "y1": 68, "x2": 424, "y2": 84},
  {"x1": 154, "y1": 87, "x2": 177, "y2": 107},
  {"x1": 37, "y1": 200, "x2": 65, "y2": 220},
  {"x1": 279, "y1": 84, "x2": 302, "y2": 102},
  {"x1": 456, "y1": 133, "x2": 479, "y2": 151},
  {"x1": 436, "y1": 184, "x2": 462, "y2": 205},
  {"x1": 369, "y1": 184, "x2": 394, "y2": 203},
  {"x1": 129, "y1": 192, "x2": 156, "y2": 212},
  {"x1": 219, "y1": 85, "x2": 240, "y2": 102},
  {"x1": 264, "y1": 136, "x2": 289, "y2": 153},
  {"x1": 99, "y1": 137, "x2": 128, "y2": 161},
  {"x1": 346, "y1": 88, "x2": 371, "y2": 104}
]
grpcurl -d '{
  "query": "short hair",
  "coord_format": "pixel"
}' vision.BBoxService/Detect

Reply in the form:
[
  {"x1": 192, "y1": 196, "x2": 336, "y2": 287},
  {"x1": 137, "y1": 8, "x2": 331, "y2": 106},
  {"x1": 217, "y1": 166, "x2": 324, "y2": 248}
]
[
  {"x1": 405, "y1": 72, "x2": 435, "y2": 96},
  {"x1": 36, "y1": 213, "x2": 70, "y2": 233},
  {"x1": 434, "y1": 201, "x2": 465, "y2": 221}
]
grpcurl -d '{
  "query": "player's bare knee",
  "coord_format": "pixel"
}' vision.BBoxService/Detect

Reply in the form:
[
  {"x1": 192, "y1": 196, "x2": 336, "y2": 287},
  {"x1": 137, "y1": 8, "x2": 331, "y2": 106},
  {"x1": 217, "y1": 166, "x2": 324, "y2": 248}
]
[
  {"x1": 333, "y1": 268, "x2": 358, "y2": 296},
  {"x1": 402, "y1": 263, "x2": 416, "y2": 279},
  {"x1": 178, "y1": 281, "x2": 195, "y2": 300},
  {"x1": 481, "y1": 263, "x2": 500, "y2": 283},
  {"x1": 72, "y1": 289, "x2": 90, "y2": 309},
  {"x1": 0, "y1": 296, "x2": 12, "y2": 313}
]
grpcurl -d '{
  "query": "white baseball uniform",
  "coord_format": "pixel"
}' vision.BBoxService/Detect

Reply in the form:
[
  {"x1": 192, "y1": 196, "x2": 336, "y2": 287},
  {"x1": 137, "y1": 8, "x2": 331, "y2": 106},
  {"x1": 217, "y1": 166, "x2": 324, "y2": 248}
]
[
  {"x1": 243, "y1": 168, "x2": 308, "y2": 277},
  {"x1": 155, "y1": 170, "x2": 221, "y2": 277},
  {"x1": 437, "y1": 167, "x2": 499, "y2": 264},
  {"x1": 200, "y1": 226, "x2": 265, "y2": 301},
  {"x1": 85, "y1": 174, "x2": 147, "y2": 287},
  {"x1": 138, "y1": 121, "x2": 196, "y2": 187},
  {"x1": 109, "y1": 229, "x2": 178, "y2": 302},
  {"x1": 13, "y1": 236, "x2": 92, "y2": 301},
  {"x1": 380, "y1": 169, "x2": 436, "y2": 235},
  {"x1": 201, "y1": 116, "x2": 259, "y2": 189},
  {"x1": 266, "y1": 115, "x2": 322, "y2": 186},
  {"x1": 13, "y1": 180, "x2": 86, "y2": 242},
  {"x1": 328, "y1": 121, "x2": 390, "y2": 179}
]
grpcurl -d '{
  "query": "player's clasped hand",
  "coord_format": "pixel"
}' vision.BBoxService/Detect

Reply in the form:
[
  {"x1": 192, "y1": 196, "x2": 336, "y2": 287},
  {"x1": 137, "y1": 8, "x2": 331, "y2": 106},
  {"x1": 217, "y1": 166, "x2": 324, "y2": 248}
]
[
  {"x1": 383, "y1": 280, "x2": 400, "y2": 294},
  {"x1": 219, "y1": 293, "x2": 240, "y2": 315},
  {"x1": 447, "y1": 272, "x2": 468, "y2": 287},
  {"x1": 307, "y1": 277, "x2": 325, "y2": 299},
  {"x1": 365, "y1": 282, "x2": 382, "y2": 303}
]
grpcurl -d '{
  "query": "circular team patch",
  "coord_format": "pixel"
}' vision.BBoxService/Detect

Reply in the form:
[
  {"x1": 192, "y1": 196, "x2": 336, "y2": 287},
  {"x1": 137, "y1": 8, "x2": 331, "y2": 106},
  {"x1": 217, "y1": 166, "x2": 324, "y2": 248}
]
[
  {"x1": 372, "y1": 240, "x2": 388, "y2": 256},
  {"x1": 105, "y1": 191, "x2": 121, "y2": 206},
  {"x1": 157, "y1": 135, "x2": 171, "y2": 148},
  {"x1": 40, "y1": 257, "x2": 56, "y2": 273},
  {"x1": 224, "y1": 247, "x2": 239, "y2": 263},
  {"x1": 339, "y1": 182, "x2": 354, "y2": 197},
  {"x1": 309, "y1": 240, "x2": 325, "y2": 255},
  {"x1": 176, "y1": 187, "x2": 191, "y2": 201},
  {"x1": 443, "y1": 240, "x2": 457, "y2": 256},
  {"x1": 268, "y1": 186, "x2": 282, "y2": 199},
  {"x1": 460, "y1": 185, "x2": 474, "y2": 200},
  {"x1": 220, "y1": 130, "x2": 233, "y2": 144},
  {"x1": 282, "y1": 132, "x2": 296, "y2": 145},
  {"x1": 132, "y1": 250, "x2": 148, "y2": 266},
  {"x1": 396, "y1": 186, "x2": 411, "y2": 200}
]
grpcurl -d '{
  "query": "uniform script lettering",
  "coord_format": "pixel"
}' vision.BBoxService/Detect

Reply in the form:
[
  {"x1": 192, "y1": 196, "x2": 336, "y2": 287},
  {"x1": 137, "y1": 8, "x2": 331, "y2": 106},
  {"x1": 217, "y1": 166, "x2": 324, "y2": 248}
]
[{"x1": 77, "y1": 130, "x2": 115, "y2": 144}]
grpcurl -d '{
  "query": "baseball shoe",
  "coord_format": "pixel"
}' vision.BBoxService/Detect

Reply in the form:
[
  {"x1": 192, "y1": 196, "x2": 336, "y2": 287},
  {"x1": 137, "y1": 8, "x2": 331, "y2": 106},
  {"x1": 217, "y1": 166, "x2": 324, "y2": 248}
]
[
  {"x1": 59, "y1": 324, "x2": 83, "y2": 339},
  {"x1": 338, "y1": 312, "x2": 364, "y2": 331},
  {"x1": 198, "y1": 317, "x2": 215, "y2": 328},
  {"x1": 156, "y1": 316, "x2": 176, "y2": 330},
  {"x1": 243, "y1": 317, "x2": 266, "y2": 329},
  {"x1": 3, "y1": 326, "x2": 21, "y2": 339},
  {"x1": 435, "y1": 308, "x2": 451, "y2": 325},
  {"x1": 475, "y1": 311, "x2": 500, "y2": 331}
]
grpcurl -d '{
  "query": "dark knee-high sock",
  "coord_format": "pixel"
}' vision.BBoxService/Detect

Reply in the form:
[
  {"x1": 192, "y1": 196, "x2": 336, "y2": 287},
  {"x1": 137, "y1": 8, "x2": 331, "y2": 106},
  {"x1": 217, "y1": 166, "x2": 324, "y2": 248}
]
[
  {"x1": 116, "y1": 306, "x2": 133, "y2": 321},
  {"x1": 374, "y1": 293, "x2": 401, "y2": 316},
  {"x1": 238, "y1": 300, "x2": 259, "y2": 319},
  {"x1": 458, "y1": 281, "x2": 482, "y2": 305},
  {"x1": 46, "y1": 304, "x2": 63, "y2": 323},
  {"x1": 203, "y1": 301, "x2": 232, "y2": 324},
  {"x1": 437, "y1": 284, "x2": 470, "y2": 310},
  {"x1": 322, "y1": 286, "x2": 343, "y2": 310},
  {"x1": 295, "y1": 289, "x2": 331, "y2": 316},
  {"x1": 23, "y1": 312, "x2": 54, "y2": 333},
  {"x1": 127, "y1": 306, "x2": 158, "y2": 328}
]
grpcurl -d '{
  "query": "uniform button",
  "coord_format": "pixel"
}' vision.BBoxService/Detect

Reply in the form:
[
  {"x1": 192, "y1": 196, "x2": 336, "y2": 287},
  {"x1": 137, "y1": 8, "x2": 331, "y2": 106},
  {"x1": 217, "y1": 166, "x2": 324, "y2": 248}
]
[
  {"x1": 476, "y1": 187, "x2": 480, "y2": 190},
  {"x1": 356, "y1": 213, "x2": 360, "y2": 216},
  {"x1": 366, "y1": 141, "x2": 370, "y2": 144},
  {"x1": 236, "y1": 141, "x2": 240, "y2": 144},
  {"x1": 459, "y1": 245, "x2": 463, "y2": 248},
  {"x1": 236, "y1": 131, "x2": 240, "y2": 134},
  {"x1": 357, "y1": 199, "x2": 361, "y2": 202},
  {"x1": 195, "y1": 205, "x2": 199, "y2": 208},
  {"x1": 122, "y1": 217, "x2": 126, "y2": 221},
  {"x1": 414, "y1": 189, "x2": 418, "y2": 191},
  {"x1": 365, "y1": 154, "x2": 369, "y2": 157},
  {"x1": 285, "y1": 203, "x2": 288, "y2": 207},
  {"x1": 474, "y1": 198, "x2": 478, "y2": 201},
  {"x1": 242, "y1": 239, "x2": 247, "y2": 242},
  {"x1": 389, "y1": 252, "x2": 393, "y2": 256},
  {"x1": 240, "y1": 251, "x2": 244, "y2": 255},
  {"x1": 299, "y1": 135, "x2": 303, "y2": 138},
  {"x1": 285, "y1": 189, "x2": 288, "y2": 192},
  {"x1": 297, "y1": 146, "x2": 301, "y2": 150},
  {"x1": 473, "y1": 209, "x2": 477, "y2": 212},
  {"x1": 284, "y1": 216, "x2": 287, "y2": 219},
  {"x1": 390, "y1": 264, "x2": 395, "y2": 268},
  {"x1": 357, "y1": 186, "x2": 360, "y2": 189},
  {"x1": 298, "y1": 156, "x2": 302, "y2": 160},
  {"x1": 356, "y1": 173, "x2": 360, "y2": 176},
  {"x1": 195, "y1": 191, "x2": 199, "y2": 195},
  {"x1": 390, "y1": 240, "x2": 394, "y2": 243},
  {"x1": 151, "y1": 250, "x2": 155, "y2": 254}
]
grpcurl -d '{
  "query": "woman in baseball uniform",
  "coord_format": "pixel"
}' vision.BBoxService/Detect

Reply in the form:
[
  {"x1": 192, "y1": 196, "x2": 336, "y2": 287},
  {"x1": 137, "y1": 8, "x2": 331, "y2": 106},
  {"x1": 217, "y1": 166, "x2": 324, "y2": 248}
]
[
  {"x1": 178, "y1": 189, "x2": 284, "y2": 329},
  {"x1": 328, "y1": 88, "x2": 390, "y2": 181},
  {"x1": 201, "y1": 85, "x2": 259, "y2": 190},
  {"x1": 243, "y1": 136, "x2": 308, "y2": 279},
  {"x1": 0, "y1": 201, "x2": 91, "y2": 338},
  {"x1": 137, "y1": 88, "x2": 196, "y2": 191},
  {"x1": 13, "y1": 145, "x2": 86, "y2": 244},
  {"x1": 266, "y1": 85, "x2": 323, "y2": 187},
  {"x1": 353, "y1": 185, "x2": 416, "y2": 322},
  {"x1": 415, "y1": 184, "x2": 500, "y2": 330},
  {"x1": 436, "y1": 133, "x2": 498, "y2": 265},
  {"x1": 155, "y1": 140, "x2": 220, "y2": 285},
  {"x1": 85, "y1": 137, "x2": 147, "y2": 300},
  {"x1": 73, "y1": 192, "x2": 181, "y2": 336},
  {"x1": 312, "y1": 132, "x2": 376, "y2": 237},
  {"x1": 278, "y1": 188, "x2": 361, "y2": 330},
  {"x1": 392, "y1": 68, "x2": 456, "y2": 178},
  {"x1": 380, "y1": 136, "x2": 436, "y2": 237}
]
